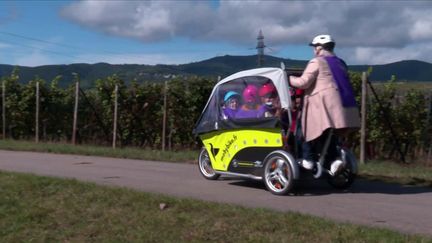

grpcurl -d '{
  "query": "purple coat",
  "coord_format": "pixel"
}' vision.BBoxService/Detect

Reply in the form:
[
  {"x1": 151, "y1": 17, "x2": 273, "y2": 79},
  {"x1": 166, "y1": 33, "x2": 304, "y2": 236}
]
[
  {"x1": 235, "y1": 105, "x2": 268, "y2": 119},
  {"x1": 223, "y1": 108, "x2": 237, "y2": 119}
]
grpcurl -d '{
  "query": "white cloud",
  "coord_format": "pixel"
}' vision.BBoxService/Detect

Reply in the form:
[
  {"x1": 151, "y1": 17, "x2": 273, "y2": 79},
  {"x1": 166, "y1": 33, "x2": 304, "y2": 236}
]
[
  {"x1": 14, "y1": 51, "x2": 55, "y2": 67},
  {"x1": 0, "y1": 35, "x2": 79, "y2": 66},
  {"x1": 60, "y1": 1, "x2": 213, "y2": 42},
  {"x1": 59, "y1": 0, "x2": 432, "y2": 64},
  {"x1": 339, "y1": 42, "x2": 432, "y2": 65},
  {"x1": 60, "y1": 1, "x2": 432, "y2": 45}
]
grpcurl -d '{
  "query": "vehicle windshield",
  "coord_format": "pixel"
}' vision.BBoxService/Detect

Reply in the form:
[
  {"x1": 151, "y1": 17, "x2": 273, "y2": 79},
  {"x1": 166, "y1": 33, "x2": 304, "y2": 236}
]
[{"x1": 194, "y1": 76, "x2": 281, "y2": 135}]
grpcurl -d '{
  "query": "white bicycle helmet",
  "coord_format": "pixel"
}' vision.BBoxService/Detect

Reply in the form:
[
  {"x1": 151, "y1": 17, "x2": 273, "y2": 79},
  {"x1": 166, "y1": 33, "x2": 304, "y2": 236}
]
[{"x1": 309, "y1": 34, "x2": 335, "y2": 46}]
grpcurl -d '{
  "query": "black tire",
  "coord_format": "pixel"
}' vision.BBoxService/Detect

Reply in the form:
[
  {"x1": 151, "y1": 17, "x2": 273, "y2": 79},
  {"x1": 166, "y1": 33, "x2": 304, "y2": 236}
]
[
  {"x1": 198, "y1": 147, "x2": 220, "y2": 180},
  {"x1": 263, "y1": 152, "x2": 295, "y2": 195},
  {"x1": 328, "y1": 169, "x2": 356, "y2": 189},
  {"x1": 328, "y1": 149, "x2": 356, "y2": 189}
]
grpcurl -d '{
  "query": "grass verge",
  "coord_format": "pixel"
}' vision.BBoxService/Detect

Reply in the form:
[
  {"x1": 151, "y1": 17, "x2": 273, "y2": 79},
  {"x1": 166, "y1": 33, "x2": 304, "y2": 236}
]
[
  {"x1": 0, "y1": 139, "x2": 196, "y2": 163},
  {"x1": 1, "y1": 171, "x2": 430, "y2": 242},
  {"x1": 359, "y1": 160, "x2": 432, "y2": 187}
]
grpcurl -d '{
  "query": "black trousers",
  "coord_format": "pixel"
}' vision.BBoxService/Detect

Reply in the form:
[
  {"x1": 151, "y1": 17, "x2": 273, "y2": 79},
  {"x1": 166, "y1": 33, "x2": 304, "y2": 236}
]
[{"x1": 302, "y1": 129, "x2": 339, "y2": 164}]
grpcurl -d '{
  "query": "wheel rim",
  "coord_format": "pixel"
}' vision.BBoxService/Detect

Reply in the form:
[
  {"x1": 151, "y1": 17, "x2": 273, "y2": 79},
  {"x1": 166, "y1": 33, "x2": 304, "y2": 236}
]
[
  {"x1": 265, "y1": 156, "x2": 291, "y2": 193},
  {"x1": 199, "y1": 149, "x2": 216, "y2": 177}
]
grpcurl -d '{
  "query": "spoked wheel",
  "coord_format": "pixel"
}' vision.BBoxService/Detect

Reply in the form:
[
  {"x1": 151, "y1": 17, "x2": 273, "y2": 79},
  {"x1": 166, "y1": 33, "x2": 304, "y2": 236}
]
[
  {"x1": 263, "y1": 153, "x2": 294, "y2": 195},
  {"x1": 198, "y1": 147, "x2": 220, "y2": 180},
  {"x1": 328, "y1": 149, "x2": 357, "y2": 189}
]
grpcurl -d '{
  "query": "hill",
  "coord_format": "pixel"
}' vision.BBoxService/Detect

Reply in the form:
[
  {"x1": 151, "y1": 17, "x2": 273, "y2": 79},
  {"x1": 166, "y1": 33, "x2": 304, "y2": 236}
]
[
  {"x1": 1, "y1": 55, "x2": 431, "y2": 87},
  {"x1": 350, "y1": 60, "x2": 432, "y2": 82},
  {"x1": 0, "y1": 62, "x2": 182, "y2": 88},
  {"x1": 176, "y1": 55, "x2": 308, "y2": 77}
]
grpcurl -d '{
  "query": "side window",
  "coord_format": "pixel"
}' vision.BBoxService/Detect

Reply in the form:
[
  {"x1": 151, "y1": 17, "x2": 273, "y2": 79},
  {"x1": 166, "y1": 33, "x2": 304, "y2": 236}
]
[
  {"x1": 219, "y1": 77, "x2": 280, "y2": 121},
  {"x1": 194, "y1": 94, "x2": 219, "y2": 133}
]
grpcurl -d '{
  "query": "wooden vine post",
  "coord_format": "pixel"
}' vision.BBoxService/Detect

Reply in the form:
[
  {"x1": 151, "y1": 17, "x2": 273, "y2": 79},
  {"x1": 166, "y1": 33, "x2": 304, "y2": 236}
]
[
  {"x1": 2, "y1": 81, "x2": 5, "y2": 139},
  {"x1": 72, "y1": 73, "x2": 79, "y2": 145},
  {"x1": 360, "y1": 72, "x2": 368, "y2": 164},
  {"x1": 35, "y1": 81, "x2": 40, "y2": 143},
  {"x1": 112, "y1": 84, "x2": 118, "y2": 149}
]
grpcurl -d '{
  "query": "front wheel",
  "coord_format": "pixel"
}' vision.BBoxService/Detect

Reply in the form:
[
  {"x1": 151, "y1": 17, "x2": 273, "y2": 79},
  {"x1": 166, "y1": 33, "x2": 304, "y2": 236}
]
[
  {"x1": 198, "y1": 147, "x2": 220, "y2": 180},
  {"x1": 263, "y1": 153, "x2": 295, "y2": 195}
]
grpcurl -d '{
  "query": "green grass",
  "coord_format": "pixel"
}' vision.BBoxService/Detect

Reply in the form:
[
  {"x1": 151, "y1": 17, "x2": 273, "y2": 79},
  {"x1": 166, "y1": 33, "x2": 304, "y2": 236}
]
[
  {"x1": 359, "y1": 160, "x2": 432, "y2": 187},
  {"x1": 372, "y1": 81, "x2": 432, "y2": 92},
  {"x1": 0, "y1": 171, "x2": 430, "y2": 242},
  {"x1": 0, "y1": 139, "x2": 196, "y2": 163}
]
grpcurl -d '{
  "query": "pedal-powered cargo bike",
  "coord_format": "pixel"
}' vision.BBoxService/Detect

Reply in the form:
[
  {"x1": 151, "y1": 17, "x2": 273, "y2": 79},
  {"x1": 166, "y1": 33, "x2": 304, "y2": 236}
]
[{"x1": 193, "y1": 67, "x2": 357, "y2": 195}]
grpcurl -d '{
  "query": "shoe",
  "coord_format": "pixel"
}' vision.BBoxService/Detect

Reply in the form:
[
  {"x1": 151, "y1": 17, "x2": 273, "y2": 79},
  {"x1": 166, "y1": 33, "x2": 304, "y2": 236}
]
[
  {"x1": 300, "y1": 159, "x2": 315, "y2": 170},
  {"x1": 330, "y1": 159, "x2": 345, "y2": 175}
]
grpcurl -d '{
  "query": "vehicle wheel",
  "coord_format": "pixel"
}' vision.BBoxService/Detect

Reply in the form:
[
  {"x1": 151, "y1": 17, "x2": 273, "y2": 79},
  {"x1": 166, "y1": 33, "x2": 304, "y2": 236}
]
[
  {"x1": 328, "y1": 168, "x2": 356, "y2": 189},
  {"x1": 328, "y1": 150, "x2": 356, "y2": 189},
  {"x1": 263, "y1": 153, "x2": 294, "y2": 195},
  {"x1": 198, "y1": 147, "x2": 220, "y2": 180}
]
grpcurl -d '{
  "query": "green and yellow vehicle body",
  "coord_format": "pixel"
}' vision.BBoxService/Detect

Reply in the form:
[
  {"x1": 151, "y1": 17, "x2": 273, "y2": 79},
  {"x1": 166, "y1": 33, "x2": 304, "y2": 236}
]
[{"x1": 199, "y1": 128, "x2": 283, "y2": 175}]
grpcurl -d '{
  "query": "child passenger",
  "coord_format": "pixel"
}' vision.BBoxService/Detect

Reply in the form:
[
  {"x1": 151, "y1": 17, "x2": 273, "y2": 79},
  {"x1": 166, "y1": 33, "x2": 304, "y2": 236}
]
[
  {"x1": 286, "y1": 88, "x2": 306, "y2": 156},
  {"x1": 235, "y1": 84, "x2": 261, "y2": 119},
  {"x1": 222, "y1": 91, "x2": 240, "y2": 119},
  {"x1": 289, "y1": 88, "x2": 304, "y2": 134},
  {"x1": 258, "y1": 82, "x2": 280, "y2": 117}
]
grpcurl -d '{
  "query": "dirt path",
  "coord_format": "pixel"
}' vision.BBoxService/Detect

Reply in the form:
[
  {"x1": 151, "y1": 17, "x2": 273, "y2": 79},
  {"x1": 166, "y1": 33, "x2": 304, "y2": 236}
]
[{"x1": 0, "y1": 150, "x2": 431, "y2": 237}]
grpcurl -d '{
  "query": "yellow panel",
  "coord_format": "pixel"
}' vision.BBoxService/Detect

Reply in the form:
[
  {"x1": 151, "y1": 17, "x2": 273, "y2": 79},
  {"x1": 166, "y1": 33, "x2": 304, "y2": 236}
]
[{"x1": 199, "y1": 128, "x2": 282, "y2": 171}]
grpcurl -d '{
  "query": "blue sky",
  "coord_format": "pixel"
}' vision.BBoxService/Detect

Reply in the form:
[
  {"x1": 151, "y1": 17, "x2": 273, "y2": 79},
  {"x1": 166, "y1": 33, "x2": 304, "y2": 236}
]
[{"x1": 1, "y1": 1, "x2": 432, "y2": 67}]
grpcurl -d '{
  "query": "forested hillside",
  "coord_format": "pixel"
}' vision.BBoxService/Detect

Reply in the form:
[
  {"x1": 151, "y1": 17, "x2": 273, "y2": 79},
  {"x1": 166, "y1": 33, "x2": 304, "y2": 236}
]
[{"x1": 1, "y1": 55, "x2": 431, "y2": 88}]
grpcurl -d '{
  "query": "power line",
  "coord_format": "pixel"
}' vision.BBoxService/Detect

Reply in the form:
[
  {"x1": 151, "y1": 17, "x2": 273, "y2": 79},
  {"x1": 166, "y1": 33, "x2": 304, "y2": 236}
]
[
  {"x1": 0, "y1": 30, "x2": 260, "y2": 65},
  {"x1": 0, "y1": 30, "x2": 150, "y2": 64},
  {"x1": 0, "y1": 30, "x2": 256, "y2": 57},
  {"x1": 0, "y1": 37, "x2": 88, "y2": 62},
  {"x1": 0, "y1": 30, "x2": 122, "y2": 56},
  {"x1": 0, "y1": 30, "x2": 224, "y2": 63}
]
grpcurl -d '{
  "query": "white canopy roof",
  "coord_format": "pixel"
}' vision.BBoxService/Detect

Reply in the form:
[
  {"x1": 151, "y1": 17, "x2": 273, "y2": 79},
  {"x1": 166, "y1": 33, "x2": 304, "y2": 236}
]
[{"x1": 203, "y1": 67, "x2": 292, "y2": 113}]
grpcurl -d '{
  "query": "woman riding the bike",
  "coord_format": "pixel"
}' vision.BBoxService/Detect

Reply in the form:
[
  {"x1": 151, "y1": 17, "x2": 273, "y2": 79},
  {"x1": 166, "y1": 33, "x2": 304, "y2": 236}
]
[{"x1": 288, "y1": 34, "x2": 360, "y2": 175}]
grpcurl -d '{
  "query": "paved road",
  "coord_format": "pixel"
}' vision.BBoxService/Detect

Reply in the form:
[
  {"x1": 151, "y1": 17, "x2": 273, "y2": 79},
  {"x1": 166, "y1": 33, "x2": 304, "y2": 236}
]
[{"x1": 0, "y1": 150, "x2": 431, "y2": 237}]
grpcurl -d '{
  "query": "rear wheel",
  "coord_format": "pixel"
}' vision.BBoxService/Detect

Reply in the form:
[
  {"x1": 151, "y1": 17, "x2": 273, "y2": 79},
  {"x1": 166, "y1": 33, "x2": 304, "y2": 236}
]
[
  {"x1": 198, "y1": 147, "x2": 220, "y2": 180},
  {"x1": 328, "y1": 168, "x2": 356, "y2": 189},
  {"x1": 328, "y1": 149, "x2": 356, "y2": 189},
  {"x1": 263, "y1": 153, "x2": 294, "y2": 195}
]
